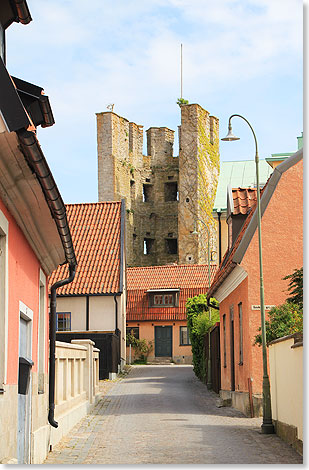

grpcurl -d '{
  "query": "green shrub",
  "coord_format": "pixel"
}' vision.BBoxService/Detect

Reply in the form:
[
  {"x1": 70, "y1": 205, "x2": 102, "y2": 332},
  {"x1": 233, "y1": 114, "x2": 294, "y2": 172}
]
[
  {"x1": 186, "y1": 294, "x2": 219, "y2": 382},
  {"x1": 126, "y1": 333, "x2": 153, "y2": 363},
  {"x1": 177, "y1": 97, "x2": 189, "y2": 106},
  {"x1": 254, "y1": 302, "x2": 303, "y2": 346}
]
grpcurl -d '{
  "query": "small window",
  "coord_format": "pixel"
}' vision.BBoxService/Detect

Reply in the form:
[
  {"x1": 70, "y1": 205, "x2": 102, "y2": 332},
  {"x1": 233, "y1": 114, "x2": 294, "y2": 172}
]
[
  {"x1": 56, "y1": 312, "x2": 71, "y2": 331},
  {"x1": 164, "y1": 182, "x2": 178, "y2": 202},
  {"x1": 144, "y1": 238, "x2": 154, "y2": 255},
  {"x1": 149, "y1": 292, "x2": 178, "y2": 307},
  {"x1": 180, "y1": 326, "x2": 191, "y2": 346},
  {"x1": 238, "y1": 303, "x2": 243, "y2": 365},
  {"x1": 165, "y1": 238, "x2": 178, "y2": 254},
  {"x1": 223, "y1": 314, "x2": 227, "y2": 368},
  {"x1": 126, "y1": 327, "x2": 139, "y2": 343},
  {"x1": 143, "y1": 184, "x2": 153, "y2": 202}
]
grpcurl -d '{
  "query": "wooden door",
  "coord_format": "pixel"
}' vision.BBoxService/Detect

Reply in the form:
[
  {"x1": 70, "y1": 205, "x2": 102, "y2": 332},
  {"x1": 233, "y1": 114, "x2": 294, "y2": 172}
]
[{"x1": 155, "y1": 326, "x2": 172, "y2": 357}]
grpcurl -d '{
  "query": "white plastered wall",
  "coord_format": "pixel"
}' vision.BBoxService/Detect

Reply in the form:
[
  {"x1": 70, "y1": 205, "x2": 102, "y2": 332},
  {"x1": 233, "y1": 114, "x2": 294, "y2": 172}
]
[
  {"x1": 89, "y1": 296, "x2": 115, "y2": 331},
  {"x1": 269, "y1": 338, "x2": 303, "y2": 441},
  {"x1": 56, "y1": 297, "x2": 86, "y2": 331}
]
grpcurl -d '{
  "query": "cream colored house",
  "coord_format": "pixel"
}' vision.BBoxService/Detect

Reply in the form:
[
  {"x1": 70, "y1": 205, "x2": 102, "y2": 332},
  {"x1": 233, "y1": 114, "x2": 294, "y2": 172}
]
[{"x1": 50, "y1": 201, "x2": 127, "y2": 379}]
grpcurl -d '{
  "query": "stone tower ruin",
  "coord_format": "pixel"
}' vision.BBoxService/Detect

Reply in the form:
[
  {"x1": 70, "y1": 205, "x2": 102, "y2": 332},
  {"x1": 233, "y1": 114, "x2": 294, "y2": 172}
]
[{"x1": 97, "y1": 103, "x2": 219, "y2": 267}]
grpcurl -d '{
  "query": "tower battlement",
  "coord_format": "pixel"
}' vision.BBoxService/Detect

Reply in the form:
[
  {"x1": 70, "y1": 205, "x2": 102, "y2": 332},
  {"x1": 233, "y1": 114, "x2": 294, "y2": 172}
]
[{"x1": 96, "y1": 104, "x2": 220, "y2": 266}]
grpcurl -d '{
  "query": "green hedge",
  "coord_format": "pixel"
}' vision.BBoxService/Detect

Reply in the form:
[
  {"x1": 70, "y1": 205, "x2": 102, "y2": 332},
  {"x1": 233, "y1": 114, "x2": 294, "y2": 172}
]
[{"x1": 186, "y1": 294, "x2": 219, "y2": 382}]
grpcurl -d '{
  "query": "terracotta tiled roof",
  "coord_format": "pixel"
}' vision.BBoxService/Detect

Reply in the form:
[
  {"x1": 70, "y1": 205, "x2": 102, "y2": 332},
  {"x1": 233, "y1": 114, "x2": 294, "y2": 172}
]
[
  {"x1": 232, "y1": 187, "x2": 257, "y2": 215},
  {"x1": 127, "y1": 264, "x2": 217, "y2": 289},
  {"x1": 127, "y1": 264, "x2": 217, "y2": 321},
  {"x1": 49, "y1": 202, "x2": 123, "y2": 295}
]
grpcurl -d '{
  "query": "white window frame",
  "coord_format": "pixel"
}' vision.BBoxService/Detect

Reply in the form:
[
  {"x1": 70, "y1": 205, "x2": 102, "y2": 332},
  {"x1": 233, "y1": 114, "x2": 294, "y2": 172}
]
[
  {"x1": 38, "y1": 270, "x2": 46, "y2": 393},
  {"x1": 0, "y1": 210, "x2": 8, "y2": 390}
]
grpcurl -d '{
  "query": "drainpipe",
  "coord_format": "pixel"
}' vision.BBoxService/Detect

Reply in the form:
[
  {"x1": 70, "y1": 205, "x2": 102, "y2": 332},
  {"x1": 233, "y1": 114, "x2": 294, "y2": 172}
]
[
  {"x1": 48, "y1": 264, "x2": 76, "y2": 428},
  {"x1": 217, "y1": 211, "x2": 222, "y2": 264},
  {"x1": 114, "y1": 294, "x2": 118, "y2": 332}
]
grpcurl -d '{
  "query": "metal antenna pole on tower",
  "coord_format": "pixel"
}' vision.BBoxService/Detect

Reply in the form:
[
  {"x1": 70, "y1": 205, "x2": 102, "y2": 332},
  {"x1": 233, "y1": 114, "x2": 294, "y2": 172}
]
[{"x1": 180, "y1": 43, "x2": 183, "y2": 99}]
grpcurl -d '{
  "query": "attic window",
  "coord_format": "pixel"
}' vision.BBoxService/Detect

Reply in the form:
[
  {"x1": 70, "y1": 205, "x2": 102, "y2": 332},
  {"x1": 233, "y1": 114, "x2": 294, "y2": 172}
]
[
  {"x1": 164, "y1": 182, "x2": 178, "y2": 202},
  {"x1": 149, "y1": 291, "x2": 179, "y2": 307},
  {"x1": 165, "y1": 238, "x2": 178, "y2": 254},
  {"x1": 144, "y1": 238, "x2": 154, "y2": 255}
]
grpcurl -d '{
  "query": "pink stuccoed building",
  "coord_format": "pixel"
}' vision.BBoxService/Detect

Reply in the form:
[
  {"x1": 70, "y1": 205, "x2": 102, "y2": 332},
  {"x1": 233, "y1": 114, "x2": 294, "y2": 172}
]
[{"x1": 0, "y1": 0, "x2": 76, "y2": 463}]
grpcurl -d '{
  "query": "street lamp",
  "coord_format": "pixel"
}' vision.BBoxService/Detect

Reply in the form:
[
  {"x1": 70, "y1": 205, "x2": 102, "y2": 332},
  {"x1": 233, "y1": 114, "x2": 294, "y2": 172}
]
[
  {"x1": 222, "y1": 114, "x2": 274, "y2": 434},
  {"x1": 192, "y1": 218, "x2": 212, "y2": 390}
]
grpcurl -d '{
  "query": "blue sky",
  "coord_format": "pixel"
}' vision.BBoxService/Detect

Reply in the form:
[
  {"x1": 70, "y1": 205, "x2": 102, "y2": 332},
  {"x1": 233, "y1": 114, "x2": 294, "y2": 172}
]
[{"x1": 6, "y1": 0, "x2": 302, "y2": 204}]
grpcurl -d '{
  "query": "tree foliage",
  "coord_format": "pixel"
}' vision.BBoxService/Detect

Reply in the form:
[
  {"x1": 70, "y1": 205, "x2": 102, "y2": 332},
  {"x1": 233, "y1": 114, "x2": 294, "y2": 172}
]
[
  {"x1": 283, "y1": 267, "x2": 303, "y2": 308},
  {"x1": 254, "y1": 302, "x2": 303, "y2": 346},
  {"x1": 186, "y1": 294, "x2": 219, "y2": 382},
  {"x1": 254, "y1": 267, "x2": 303, "y2": 346}
]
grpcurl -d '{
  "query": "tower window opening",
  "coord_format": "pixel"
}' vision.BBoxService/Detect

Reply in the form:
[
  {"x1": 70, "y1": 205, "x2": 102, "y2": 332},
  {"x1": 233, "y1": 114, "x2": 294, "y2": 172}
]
[
  {"x1": 165, "y1": 238, "x2": 178, "y2": 254},
  {"x1": 143, "y1": 184, "x2": 153, "y2": 202},
  {"x1": 164, "y1": 182, "x2": 178, "y2": 202},
  {"x1": 144, "y1": 238, "x2": 154, "y2": 255}
]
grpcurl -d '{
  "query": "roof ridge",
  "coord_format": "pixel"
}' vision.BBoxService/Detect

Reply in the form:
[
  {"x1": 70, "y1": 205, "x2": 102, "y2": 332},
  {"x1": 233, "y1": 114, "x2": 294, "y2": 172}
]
[
  {"x1": 65, "y1": 201, "x2": 122, "y2": 207},
  {"x1": 127, "y1": 263, "x2": 213, "y2": 270}
]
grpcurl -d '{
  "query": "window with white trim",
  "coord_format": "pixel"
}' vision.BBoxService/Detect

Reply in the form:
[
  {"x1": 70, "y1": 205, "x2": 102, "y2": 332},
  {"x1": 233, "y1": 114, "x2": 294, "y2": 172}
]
[
  {"x1": 0, "y1": 211, "x2": 8, "y2": 392},
  {"x1": 180, "y1": 326, "x2": 191, "y2": 346},
  {"x1": 38, "y1": 271, "x2": 46, "y2": 393}
]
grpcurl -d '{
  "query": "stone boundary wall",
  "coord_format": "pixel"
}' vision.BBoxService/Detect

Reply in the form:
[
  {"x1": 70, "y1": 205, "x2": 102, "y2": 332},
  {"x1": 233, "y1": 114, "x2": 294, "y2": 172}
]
[{"x1": 31, "y1": 339, "x2": 100, "y2": 464}]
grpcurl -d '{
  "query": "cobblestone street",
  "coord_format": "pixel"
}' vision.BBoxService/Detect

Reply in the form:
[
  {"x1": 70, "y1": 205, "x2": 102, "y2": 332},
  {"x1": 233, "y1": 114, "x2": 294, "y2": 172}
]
[{"x1": 44, "y1": 365, "x2": 302, "y2": 465}]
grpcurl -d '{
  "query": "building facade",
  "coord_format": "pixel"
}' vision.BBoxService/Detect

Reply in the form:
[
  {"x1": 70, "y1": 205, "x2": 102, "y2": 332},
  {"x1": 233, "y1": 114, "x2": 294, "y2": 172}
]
[
  {"x1": 126, "y1": 264, "x2": 217, "y2": 364},
  {"x1": 0, "y1": 1, "x2": 76, "y2": 463},
  {"x1": 208, "y1": 149, "x2": 303, "y2": 417},
  {"x1": 49, "y1": 201, "x2": 127, "y2": 379},
  {"x1": 97, "y1": 103, "x2": 220, "y2": 267}
]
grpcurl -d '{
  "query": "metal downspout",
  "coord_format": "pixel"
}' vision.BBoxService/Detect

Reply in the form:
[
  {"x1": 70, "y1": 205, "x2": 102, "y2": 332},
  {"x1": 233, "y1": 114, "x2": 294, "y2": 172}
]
[
  {"x1": 48, "y1": 264, "x2": 76, "y2": 428},
  {"x1": 217, "y1": 211, "x2": 222, "y2": 264},
  {"x1": 114, "y1": 294, "x2": 118, "y2": 332}
]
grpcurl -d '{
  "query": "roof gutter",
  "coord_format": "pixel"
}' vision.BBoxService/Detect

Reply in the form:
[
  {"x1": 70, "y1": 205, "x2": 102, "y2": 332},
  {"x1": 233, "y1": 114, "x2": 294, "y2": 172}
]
[
  {"x1": 16, "y1": 129, "x2": 77, "y2": 428},
  {"x1": 17, "y1": 129, "x2": 77, "y2": 268}
]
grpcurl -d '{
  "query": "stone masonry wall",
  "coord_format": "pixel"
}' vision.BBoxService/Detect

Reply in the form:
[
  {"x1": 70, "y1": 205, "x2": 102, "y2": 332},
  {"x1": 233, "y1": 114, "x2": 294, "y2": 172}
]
[
  {"x1": 96, "y1": 104, "x2": 219, "y2": 267},
  {"x1": 178, "y1": 104, "x2": 220, "y2": 265}
]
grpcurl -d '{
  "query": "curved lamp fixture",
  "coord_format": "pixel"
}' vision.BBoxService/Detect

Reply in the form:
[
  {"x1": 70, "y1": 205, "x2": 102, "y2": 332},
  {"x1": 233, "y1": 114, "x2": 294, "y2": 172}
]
[{"x1": 221, "y1": 114, "x2": 274, "y2": 435}]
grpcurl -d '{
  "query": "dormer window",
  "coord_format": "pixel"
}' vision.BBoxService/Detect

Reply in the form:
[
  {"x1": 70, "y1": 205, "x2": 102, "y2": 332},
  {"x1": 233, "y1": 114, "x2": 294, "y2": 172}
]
[{"x1": 147, "y1": 289, "x2": 179, "y2": 307}]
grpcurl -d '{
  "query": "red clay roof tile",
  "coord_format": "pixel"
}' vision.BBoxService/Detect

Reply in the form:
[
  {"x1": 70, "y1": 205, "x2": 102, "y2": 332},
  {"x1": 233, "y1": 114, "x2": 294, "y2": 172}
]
[
  {"x1": 127, "y1": 264, "x2": 217, "y2": 321},
  {"x1": 232, "y1": 187, "x2": 257, "y2": 215},
  {"x1": 49, "y1": 202, "x2": 122, "y2": 295}
]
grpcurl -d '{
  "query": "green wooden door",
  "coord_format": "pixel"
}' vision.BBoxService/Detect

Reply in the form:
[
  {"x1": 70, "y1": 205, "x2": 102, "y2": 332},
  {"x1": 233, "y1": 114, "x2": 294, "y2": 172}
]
[{"x1": 155, "y1": 326, "x2": 172, "y2": 357}]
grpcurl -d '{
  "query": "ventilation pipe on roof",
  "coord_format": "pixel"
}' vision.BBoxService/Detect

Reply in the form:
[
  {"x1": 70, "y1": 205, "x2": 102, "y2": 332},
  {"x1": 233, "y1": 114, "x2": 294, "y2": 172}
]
[{"x1": 48, "y1": 264, "x2": 76, "y2": 428}]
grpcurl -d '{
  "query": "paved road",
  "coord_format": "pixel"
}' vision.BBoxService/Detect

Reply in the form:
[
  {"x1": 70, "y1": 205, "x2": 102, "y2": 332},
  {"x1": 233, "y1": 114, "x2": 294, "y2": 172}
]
[{"x1": 44, "y1": 365, "x2": 302, "y2": 465}]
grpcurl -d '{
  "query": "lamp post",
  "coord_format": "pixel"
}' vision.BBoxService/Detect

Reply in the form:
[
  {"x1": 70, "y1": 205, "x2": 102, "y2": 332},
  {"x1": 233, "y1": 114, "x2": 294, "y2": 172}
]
[
  {"x1": 192, "y1": 218, "x2": 212, "y2": 390},
  {"x1": 221, "y1": 114, "x2": 274, "y2": 434}
]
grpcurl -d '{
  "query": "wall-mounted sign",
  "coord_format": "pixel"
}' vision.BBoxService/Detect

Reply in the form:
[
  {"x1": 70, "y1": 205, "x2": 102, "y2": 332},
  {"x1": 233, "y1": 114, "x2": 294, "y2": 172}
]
[{"x1": 251, "y1": 305, "x2": 276, "y2": 311}]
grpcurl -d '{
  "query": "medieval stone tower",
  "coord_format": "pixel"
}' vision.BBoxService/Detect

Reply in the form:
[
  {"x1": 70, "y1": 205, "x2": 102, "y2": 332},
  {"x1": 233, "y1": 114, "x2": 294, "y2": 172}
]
[{"x1": 96, "y1": 103, "x2": 219, "y2": 267}]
